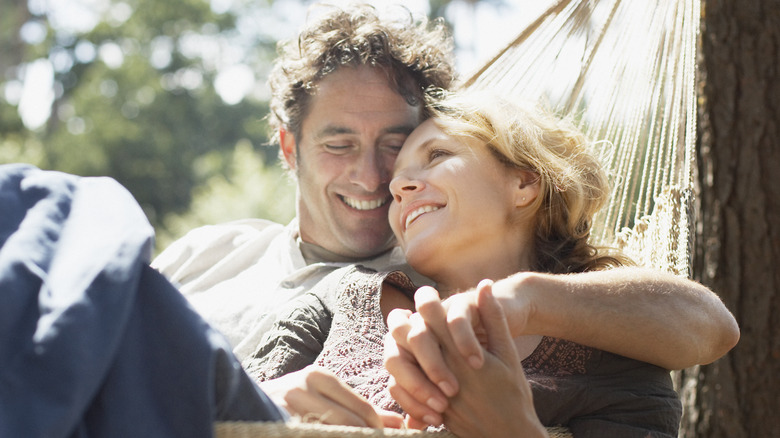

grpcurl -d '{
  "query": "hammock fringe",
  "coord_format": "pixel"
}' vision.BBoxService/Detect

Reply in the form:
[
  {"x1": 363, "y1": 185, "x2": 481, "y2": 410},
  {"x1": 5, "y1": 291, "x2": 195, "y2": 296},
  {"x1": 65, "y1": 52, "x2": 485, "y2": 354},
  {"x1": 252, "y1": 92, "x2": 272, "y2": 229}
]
[
  {"x1": 463, "y1": 0, "x2": 699, "y2": 277},
  {"x1": 214, "y1": 422, "x2": 572, "y2": 438}
]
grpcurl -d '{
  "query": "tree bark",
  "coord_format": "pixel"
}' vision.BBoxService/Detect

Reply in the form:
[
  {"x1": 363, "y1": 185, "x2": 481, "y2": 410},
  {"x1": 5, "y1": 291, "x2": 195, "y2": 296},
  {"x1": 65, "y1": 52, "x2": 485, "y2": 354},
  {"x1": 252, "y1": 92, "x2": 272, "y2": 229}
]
[{"x1": 681, "y1": 0, "x2": 780, "y2": 436}]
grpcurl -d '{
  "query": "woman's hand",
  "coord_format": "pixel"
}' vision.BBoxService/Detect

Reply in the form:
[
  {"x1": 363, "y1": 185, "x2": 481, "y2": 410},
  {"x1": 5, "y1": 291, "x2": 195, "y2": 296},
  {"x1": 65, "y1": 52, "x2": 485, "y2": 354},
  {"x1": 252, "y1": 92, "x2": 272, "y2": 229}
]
[
  {"x1": 384, "y1": 286, "x2": 462, "y2": 428},
  {"x1": 439, "y1": 282, "x2": 547, "y2": 437},
  {"x1": 258, "y1": 365, "x2": 403, "y2": 428},
  {"x1": 385, "y1": 281, "x2": 546, "y2": 436}
]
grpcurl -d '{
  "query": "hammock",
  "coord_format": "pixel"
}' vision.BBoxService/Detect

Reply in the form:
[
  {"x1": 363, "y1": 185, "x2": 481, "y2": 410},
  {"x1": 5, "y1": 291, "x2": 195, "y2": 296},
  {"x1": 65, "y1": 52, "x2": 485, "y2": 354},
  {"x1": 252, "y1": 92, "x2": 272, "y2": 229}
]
[
  {"x1": 214, "y1": 422, "x2": 572, "y2": 437},
  {"x1": 214, "y1": 0, "x2": 698, "y2": 435},
  {"x1": 465, "y1": 0, "x2": 698, "y2": 277}
]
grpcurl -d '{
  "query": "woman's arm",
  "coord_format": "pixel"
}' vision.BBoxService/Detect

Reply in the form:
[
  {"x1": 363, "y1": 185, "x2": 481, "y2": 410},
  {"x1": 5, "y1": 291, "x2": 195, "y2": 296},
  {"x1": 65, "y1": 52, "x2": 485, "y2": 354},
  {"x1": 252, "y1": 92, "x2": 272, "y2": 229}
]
[
  {"x1": 246, "y1": 282, "x2": 403, "y2": 429},
  {"x1": 243, "y1": 293, "x2": 332, "y2": 381}
]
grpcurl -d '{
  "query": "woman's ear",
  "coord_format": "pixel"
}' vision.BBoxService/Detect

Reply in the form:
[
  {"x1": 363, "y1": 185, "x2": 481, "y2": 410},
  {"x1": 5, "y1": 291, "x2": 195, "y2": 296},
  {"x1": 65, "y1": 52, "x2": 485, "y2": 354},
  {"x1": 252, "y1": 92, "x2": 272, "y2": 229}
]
[
  {"x1": 279, "y1": 128, "x2": 297, "y2": 170},
  {"x1": 515, "y1": 170, "x2": 540, "y2": 208}
]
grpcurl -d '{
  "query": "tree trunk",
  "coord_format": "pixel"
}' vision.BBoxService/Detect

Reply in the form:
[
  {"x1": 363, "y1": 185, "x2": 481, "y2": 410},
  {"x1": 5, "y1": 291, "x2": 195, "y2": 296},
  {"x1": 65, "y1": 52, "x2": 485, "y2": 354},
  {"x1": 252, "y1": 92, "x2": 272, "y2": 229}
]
[{"x1": 680, "y1": 0, "x2": 780, "y2": 436}]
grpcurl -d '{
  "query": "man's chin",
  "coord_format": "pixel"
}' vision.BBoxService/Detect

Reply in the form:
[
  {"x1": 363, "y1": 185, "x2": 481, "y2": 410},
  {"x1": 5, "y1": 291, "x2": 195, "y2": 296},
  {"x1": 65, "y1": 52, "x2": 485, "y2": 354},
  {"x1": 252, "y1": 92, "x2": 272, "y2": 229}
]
[{"x1": 342, "y1": 233, "x2": 396, "y2": 259}]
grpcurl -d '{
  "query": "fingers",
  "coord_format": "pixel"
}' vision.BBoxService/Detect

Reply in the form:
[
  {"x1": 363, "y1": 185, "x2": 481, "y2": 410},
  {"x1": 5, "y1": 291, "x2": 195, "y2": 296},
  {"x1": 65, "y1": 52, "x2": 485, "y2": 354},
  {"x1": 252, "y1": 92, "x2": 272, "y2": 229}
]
[
  {"x1": 306, "y1": 369, "x2": 384, "y2": 428},
  {"x1": 386, "y1": 375, "x2": 443, "y2": 427},
  {"x1": 445, "y1": 285, "x2": 487, "y2": 369},
  {"x1": 377, "y1": 409, "x2": 405, "y2": 429},
  {"x1": 261, "y1": 367, "x2": 383, "y2": 428},
  {"x1": 386, "y1": 308, "x2": 414, "y2": 344},
  {"x1": 384, "y1": 329, "x2": 448, "y2": 422},
  {"x1": 411, "y1": 287, "x2": 459, "y2": 397},
  {"x1": 405, "y1": 414, "x2": 435, "y2": 430},
  {"x1": 475, "y1": 282, "x2": 519, "y2": 367}
]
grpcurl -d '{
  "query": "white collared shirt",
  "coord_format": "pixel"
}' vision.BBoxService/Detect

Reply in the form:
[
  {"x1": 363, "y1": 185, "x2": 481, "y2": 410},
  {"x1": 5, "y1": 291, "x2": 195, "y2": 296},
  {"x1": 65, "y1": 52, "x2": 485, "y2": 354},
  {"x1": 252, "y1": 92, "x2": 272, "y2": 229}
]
[{"x1": 152, "y1": 218, "x2": 427, "y2": 361}]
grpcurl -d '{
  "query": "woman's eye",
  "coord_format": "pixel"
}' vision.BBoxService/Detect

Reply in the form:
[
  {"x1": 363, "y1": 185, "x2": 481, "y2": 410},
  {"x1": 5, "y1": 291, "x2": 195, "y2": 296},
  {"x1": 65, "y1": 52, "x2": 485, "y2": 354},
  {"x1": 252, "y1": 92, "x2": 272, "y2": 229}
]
[{"x1": 429, "y1": 149, "x2": 450, "y2": 160}]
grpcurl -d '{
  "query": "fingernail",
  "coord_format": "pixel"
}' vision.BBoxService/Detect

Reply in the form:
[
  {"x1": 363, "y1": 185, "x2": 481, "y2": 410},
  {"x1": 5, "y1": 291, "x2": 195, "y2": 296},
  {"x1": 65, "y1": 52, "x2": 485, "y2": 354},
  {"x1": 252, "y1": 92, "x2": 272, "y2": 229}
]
[
  {"x1": 438, "y1": 381, "x2": 456, "y2": 397},
  {"x1": 423, "y1": 414, "x2": 440, "y2": 426},
  {"x1": 426, "y1": 397, "x2": 447, "y2": 412},
  {"x1": 468, "y1": 355, "x2": 483, "y2": 369}
]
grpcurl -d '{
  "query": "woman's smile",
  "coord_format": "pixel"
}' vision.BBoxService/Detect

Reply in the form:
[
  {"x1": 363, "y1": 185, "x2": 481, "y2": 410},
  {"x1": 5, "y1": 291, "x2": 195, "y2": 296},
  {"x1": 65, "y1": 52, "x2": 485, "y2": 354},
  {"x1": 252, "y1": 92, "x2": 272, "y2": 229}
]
[{"x1": 404, "y1": 204, "x2": 442, "y2": 230}]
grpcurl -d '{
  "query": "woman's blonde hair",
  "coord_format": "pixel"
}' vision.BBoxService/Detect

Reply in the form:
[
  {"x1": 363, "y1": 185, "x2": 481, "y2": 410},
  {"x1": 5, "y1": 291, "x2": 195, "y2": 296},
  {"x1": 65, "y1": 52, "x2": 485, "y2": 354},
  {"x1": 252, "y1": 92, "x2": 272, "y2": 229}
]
[{"x1": 429, "y1": 90, "x2": 632, "y2": 273}]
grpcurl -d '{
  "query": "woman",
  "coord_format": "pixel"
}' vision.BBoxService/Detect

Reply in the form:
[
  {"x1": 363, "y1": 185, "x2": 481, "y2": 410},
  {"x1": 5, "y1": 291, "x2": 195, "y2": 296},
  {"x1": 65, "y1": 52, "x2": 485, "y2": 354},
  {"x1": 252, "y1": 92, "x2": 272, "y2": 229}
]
[{"x1": 244, "y1": 91, "x2": 681, "y2": 437}]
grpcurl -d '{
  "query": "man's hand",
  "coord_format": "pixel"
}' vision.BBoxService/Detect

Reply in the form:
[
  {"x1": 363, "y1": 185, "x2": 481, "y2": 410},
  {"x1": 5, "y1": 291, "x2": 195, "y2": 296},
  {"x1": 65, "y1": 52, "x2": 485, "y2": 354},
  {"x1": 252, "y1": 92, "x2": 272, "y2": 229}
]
[
  {"x1": 441, "y1": 281, "x2": 547, "y2": 437},
  {"x1": 258, "y1": 366, "x2": 403, "y2": 428}
]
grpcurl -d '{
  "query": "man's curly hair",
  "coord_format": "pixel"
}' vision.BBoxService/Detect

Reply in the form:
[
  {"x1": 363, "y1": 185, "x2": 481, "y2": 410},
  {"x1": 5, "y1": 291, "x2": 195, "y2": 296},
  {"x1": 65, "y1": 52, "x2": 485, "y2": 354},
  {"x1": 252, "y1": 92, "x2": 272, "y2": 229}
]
[{"x1": 267, "y1": 3, "x2": 456, "y2": 144}]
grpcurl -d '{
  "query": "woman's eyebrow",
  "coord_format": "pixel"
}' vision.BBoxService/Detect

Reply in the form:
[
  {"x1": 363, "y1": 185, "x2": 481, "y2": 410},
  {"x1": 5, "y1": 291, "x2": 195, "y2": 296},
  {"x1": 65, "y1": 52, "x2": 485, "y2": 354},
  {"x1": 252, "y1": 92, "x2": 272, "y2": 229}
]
[{"x1": 394, "y1": 138, "x2": 438, "y2": 173}]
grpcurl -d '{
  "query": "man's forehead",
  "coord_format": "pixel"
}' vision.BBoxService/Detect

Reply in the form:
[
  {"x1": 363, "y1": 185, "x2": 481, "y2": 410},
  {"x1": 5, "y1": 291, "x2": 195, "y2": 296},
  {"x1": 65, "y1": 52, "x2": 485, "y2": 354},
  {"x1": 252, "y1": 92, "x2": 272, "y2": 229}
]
[
  {"x1": 311, "y1": 68, "x2": 420, "y2": 111},
  {"x1": 311, "y1": 123, "x2": 417, "y2": 139}
]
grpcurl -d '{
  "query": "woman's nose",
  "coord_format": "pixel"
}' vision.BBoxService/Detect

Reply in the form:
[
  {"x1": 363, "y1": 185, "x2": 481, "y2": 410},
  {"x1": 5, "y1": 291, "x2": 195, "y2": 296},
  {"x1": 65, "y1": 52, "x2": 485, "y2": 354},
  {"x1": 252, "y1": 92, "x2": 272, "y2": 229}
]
[{"x1": 389, "y1": 174, "x2": 422, "y2": 203}]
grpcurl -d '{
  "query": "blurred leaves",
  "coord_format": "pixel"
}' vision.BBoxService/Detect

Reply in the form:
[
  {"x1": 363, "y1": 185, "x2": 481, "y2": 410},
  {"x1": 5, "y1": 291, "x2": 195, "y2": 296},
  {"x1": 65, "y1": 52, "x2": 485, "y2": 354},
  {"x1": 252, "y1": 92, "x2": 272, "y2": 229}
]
[
  {"x1": 157, "y1": 139, "x2": 295, "y2": 252},
  {"x1": 1, "y1": 0, "x2": 476, "y2": 245},
  {"x1": 0, "y1": 0, "x2": 289, "y2": 242}
]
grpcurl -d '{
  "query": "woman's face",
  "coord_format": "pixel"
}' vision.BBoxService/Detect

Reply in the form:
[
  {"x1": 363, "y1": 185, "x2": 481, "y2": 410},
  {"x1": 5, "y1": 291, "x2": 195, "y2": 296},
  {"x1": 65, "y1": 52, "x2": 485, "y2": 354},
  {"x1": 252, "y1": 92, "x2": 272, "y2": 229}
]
[{"x1": 389, "y1": 119, "x2": 528, "y2": 280}]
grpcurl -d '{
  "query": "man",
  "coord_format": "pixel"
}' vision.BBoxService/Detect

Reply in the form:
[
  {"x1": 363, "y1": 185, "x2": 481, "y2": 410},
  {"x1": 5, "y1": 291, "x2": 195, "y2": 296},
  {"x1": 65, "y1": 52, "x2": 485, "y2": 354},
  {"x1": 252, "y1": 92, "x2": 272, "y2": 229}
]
[
  {"x1": 153, "y1": 3, "x2": 738, "y2": 429},
  {"x1": 152, "y1": 4, "x2": 453, "y2": 364}
]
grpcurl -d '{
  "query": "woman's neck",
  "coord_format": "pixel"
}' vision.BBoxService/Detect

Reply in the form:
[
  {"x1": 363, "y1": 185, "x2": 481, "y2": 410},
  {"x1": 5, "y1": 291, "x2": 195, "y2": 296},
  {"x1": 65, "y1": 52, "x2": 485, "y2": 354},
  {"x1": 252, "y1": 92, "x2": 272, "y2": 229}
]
[
  {"x1": 431, "y1": 259, "x2": 531, "y2": 298},
  {"x1": 420, "y1": 233, "x2": 535, "y2": 298}
]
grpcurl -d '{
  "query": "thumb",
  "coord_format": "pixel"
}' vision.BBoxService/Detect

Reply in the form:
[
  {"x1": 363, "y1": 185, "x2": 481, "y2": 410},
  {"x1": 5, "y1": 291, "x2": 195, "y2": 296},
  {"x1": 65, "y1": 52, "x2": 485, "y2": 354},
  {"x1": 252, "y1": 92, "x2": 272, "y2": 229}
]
[
  {"x1": 377, "y1": 409, "x2": 405, "y2": 429},
  {"x1": 476, "y1": 281, "x2": 519, "y2": 365}
]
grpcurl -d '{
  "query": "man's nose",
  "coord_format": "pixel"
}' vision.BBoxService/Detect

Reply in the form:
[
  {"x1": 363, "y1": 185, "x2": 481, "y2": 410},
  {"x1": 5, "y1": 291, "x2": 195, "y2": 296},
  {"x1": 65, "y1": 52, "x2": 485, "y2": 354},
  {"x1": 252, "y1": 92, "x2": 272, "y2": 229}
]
[{"x1": 350, "y1": 149, "x2": 391, "y2": 192}]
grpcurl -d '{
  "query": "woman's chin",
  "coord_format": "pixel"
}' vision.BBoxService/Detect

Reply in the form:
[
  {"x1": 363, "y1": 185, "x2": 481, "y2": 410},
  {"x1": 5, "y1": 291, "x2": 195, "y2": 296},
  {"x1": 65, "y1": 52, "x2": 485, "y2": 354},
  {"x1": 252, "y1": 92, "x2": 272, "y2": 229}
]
[{"x1": 403, "y1": 246, "x2": 441, "y2": 279}]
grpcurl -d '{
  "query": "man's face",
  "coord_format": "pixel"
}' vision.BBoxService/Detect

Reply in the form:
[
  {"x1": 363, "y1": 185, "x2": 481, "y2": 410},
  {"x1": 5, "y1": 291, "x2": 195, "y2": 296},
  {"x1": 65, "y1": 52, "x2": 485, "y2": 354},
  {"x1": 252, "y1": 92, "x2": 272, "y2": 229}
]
[{"x1": 281, "y1": 66, "x2": 422, "y2": 259}]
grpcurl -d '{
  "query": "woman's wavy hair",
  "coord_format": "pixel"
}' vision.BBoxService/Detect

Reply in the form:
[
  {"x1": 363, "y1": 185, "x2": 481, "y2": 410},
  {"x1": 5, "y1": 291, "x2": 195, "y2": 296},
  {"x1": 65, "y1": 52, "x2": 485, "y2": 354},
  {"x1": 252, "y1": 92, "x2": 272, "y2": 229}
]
[
  {"x1": 429, "y1": 90, "x2": 633, "y2": 273},
  {"x1": 267, "y1": 3, "x2": 456, "y2": 144}
]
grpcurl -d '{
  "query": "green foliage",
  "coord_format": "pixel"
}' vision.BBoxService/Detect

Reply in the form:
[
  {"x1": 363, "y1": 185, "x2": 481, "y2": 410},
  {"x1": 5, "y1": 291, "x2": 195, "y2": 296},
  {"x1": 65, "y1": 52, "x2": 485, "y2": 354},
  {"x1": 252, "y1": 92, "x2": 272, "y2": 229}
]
[
  {"x1": 0, "y1": 0, "x2": 286, "y2": 241},
  {"x1": 156, "y1": 140, "x2": 295, "y2": 253},
  {"x1": 0, "y1": 0, "x2": 467, "y2": 247}
]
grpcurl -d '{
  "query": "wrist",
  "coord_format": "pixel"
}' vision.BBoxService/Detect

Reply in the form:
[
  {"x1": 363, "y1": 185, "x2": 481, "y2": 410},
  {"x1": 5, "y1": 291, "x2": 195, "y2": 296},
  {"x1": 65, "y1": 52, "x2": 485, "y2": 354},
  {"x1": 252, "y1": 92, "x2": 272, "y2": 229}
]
[{"x1": 493, "y1": 272, "x2": 542, "y2": 337}]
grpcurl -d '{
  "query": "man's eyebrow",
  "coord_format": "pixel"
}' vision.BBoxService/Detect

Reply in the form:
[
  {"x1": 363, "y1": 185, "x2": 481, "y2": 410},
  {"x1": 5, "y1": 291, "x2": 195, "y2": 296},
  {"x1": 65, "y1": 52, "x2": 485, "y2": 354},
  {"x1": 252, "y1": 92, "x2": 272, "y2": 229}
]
[
  {"x1": 315, "y1": 125, "x2": 355, "y2": 137},
  {"x1": 314, "y1": 124, "x2": 417, "y2": 138},
  {"x1": 384, "y1": 124, "x2": 417, "y2": 136}
]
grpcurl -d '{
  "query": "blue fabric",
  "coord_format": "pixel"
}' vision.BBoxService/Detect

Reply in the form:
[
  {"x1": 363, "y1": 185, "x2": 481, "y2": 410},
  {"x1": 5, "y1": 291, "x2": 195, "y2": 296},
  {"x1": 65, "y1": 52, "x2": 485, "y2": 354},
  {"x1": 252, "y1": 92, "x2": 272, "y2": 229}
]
[{"x1": 0, "y1": 164, "x2": 286, "y2": 438}]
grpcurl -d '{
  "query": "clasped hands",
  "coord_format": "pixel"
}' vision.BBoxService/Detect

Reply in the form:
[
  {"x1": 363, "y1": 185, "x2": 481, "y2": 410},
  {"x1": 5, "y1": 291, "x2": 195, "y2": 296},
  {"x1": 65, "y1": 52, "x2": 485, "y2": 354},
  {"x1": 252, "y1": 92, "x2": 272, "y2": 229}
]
[
  {"x1": 384, "y1": 280, "x2": 547, "y2": 437},
  {"x1": 259, "y1": 280, "x2": 547, "y2": 437}
]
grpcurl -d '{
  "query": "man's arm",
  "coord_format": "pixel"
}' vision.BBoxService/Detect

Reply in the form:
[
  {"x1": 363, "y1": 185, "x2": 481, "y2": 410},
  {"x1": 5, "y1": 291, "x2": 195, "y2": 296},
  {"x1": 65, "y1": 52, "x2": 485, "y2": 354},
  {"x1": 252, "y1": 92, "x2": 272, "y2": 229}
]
[
  {"x1": 494, "y1": 267, "x2": 739, "y2": 370},
  {"x1": 384, "y1": 267, "x2": 740, "y2": 425}
]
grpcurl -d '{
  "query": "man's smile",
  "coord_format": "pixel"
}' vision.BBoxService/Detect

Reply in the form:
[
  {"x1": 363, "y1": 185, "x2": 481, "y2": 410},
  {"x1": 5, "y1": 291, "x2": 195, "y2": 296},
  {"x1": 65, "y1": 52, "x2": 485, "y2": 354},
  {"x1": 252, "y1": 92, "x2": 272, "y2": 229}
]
[{"x1": 340, "y1": 195, "x2": 391, "y2": 211}]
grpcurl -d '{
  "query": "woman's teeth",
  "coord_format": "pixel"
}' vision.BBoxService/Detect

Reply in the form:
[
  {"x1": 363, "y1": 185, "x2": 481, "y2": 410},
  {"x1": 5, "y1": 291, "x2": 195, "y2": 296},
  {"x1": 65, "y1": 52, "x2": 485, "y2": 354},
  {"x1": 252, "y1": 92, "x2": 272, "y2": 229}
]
[{"x1": 406, "y1": 205, "x2": 440, "y2": 229}]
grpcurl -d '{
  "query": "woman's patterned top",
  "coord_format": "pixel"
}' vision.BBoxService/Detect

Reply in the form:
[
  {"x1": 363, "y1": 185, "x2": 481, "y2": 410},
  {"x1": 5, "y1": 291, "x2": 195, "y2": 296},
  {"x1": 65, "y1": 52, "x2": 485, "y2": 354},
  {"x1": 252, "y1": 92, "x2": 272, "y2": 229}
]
[{"x1": 244, "y1": 265, "x2": 681, "y2": 437}]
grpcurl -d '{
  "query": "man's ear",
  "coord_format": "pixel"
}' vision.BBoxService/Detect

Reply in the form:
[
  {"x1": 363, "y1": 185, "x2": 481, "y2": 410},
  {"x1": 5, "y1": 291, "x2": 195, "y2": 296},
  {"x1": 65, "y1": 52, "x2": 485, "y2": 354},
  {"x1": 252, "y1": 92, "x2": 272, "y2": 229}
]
[
  {"x1": 279, "y1": 128, "x2": 297, "y2": 170},
  {"x1": 515, "y1": 170, "x2": 541, "y2": 208}
]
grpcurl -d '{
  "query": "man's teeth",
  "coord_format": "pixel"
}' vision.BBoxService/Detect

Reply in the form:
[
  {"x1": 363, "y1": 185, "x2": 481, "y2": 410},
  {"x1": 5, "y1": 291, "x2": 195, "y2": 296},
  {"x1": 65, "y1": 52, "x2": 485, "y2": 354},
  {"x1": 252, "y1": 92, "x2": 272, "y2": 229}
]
[
  {"x1": 405, "y1": 205, "x2": 440, "y2": 229},
  {"x1": 342, "y1": 196, "x2": 388, "y2": 210}
]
